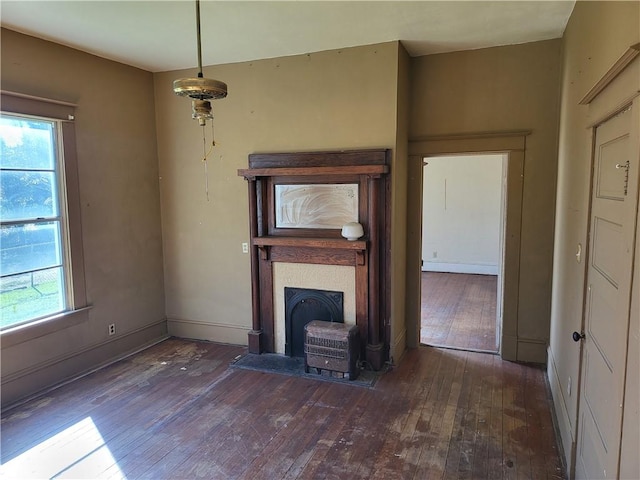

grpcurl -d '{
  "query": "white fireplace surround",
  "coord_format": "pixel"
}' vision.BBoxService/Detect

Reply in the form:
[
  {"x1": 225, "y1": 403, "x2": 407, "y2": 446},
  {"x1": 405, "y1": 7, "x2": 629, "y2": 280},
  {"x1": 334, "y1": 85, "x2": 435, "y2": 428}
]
[{"x1": 273, "y1": 262, "x2": 356, "y2": 354}]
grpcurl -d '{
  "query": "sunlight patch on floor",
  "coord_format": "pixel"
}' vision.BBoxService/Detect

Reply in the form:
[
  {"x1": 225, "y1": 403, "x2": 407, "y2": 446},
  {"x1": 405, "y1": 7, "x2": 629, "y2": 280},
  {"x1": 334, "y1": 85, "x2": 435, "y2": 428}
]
[{"x1": 0, "y1": 416, "x2": 124, "y2": 479}]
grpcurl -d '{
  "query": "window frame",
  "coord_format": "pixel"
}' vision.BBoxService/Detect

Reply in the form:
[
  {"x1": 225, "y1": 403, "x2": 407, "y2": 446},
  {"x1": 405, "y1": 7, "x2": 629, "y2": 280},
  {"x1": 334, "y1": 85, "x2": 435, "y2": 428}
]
[{"x1": 1, "y1": 91, "x2": 88, "y2": 344}]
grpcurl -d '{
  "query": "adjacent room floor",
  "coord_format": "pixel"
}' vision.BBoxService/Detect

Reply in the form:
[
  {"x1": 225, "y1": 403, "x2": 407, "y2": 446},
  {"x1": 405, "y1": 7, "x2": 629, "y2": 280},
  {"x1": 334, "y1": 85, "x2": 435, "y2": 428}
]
[
  {"x1": 1, "y1": 338, "x2": 564, "y2": 479},
  {"x1": 421, "y1": 272, "x2": 498, "y2": 352}
]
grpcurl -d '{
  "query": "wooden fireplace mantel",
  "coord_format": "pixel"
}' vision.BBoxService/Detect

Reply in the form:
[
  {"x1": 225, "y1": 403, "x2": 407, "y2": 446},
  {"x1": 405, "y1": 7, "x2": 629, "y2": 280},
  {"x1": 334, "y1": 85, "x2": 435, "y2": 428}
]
[
  {"x1": 238, "y1": 164, "x2": 388, "y2": 179},
  {"x1": 252, "y1": 236, "x2": 366, "y2": 250},
  {"x1": 253, "y1": 237, "x2": 367, "y2": 265},
  {"x1": 238, "y1": 149, "x2": 390, "y2": 370}
]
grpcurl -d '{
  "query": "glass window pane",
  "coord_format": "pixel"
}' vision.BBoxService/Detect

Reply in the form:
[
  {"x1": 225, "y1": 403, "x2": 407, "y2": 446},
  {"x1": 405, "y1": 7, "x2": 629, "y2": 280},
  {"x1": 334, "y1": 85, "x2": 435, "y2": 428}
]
[
  {"x1": 0, "y1": 267, "x2": 65, "y2": 328},
  {"x1": 0, "y1": 170, "x2": 58, "y2": 220},
  {"x1": 1, "y1": 222, "x2": 62, "y2": 276},
  {"x1": 0, "y1": 116, "x2": 55, "y2": 170},
  {"x1": 0, "y1": 110, "x2": 71, "y2": 329}
]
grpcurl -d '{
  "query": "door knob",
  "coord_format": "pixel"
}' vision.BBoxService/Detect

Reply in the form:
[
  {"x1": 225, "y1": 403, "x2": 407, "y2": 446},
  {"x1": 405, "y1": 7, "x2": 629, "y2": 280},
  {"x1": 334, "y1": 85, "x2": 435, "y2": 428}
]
[{"x1": 572, "y1": 331, "x2": 585, "y2": 342}]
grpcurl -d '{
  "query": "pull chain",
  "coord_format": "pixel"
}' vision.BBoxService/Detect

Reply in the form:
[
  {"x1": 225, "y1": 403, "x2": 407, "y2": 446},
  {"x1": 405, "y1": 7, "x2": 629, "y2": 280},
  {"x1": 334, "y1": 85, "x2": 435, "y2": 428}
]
[{"x1": 201, "y1": 121, "x2": 216, "y2": 201}]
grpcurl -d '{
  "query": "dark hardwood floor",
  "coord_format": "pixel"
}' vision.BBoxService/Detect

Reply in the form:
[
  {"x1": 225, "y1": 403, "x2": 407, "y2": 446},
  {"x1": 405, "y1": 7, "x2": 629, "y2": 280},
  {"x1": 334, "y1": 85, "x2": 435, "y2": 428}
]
[
  {"x1": 421, "y1": 272, "x2": 498, "y2": 352},
  {"x1": 1, "y1": 338, "x2": 564, "y2": 479}
]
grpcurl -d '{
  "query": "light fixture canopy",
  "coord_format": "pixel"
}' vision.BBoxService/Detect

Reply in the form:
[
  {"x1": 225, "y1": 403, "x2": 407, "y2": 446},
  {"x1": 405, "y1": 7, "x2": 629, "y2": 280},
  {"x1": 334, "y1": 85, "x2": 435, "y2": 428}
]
[
  {"x1": 173, "y1": 77, "x2": 227, "y2": 101},
  {"x1": 173, "y1": 0, "x2": 227, "y2": 126}
]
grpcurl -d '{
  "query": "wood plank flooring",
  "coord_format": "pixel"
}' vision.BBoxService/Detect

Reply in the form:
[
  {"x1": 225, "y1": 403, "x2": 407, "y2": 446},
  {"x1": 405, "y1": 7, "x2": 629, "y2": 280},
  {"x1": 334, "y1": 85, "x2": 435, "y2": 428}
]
[
  {"x1": 0, "y1": 338, "x2": 564, "y2": 479},
  {"x1": 421, "y1": 272, "x2": 498, "y2": 352}
]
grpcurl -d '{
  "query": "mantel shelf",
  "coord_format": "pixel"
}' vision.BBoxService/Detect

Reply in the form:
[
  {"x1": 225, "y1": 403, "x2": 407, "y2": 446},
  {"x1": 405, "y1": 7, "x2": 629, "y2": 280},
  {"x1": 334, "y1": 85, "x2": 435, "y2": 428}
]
[
  {"x1": 252, "y1": 236, "x2": 366, "y2": 250},
  {"x1": 238, "y1": 165, "x2": 388, "y2": 179}
]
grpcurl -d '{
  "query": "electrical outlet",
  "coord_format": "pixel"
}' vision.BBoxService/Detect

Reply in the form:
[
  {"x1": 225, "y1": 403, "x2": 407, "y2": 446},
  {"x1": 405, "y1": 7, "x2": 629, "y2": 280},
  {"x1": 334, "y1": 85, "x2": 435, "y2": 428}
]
[
  {"x1": 432, "y1": 251, "x2": 438, "y2": 258},
  {"x1": 567, "y1": 376, "x2": 572, "y2": 397},
  {"x1": 242, "y1": 242, "x2": 249, "y2": 254},
  {"x1": 108, "y1": 324, "x2": 116, "y2": 336}
]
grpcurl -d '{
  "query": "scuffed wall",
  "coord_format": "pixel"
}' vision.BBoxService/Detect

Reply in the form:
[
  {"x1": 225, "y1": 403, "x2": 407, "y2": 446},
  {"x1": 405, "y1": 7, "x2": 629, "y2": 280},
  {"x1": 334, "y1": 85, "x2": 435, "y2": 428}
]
[
  {"x1": 154, "y1": 43, "x2": 401, "y2": 352},
  {"x1": 1, "y1": 29, "x2": 166, "y2": 407},
  {"x1": 409, "y1": 39, "x2": 562, "y2": 363},
  {"x1": 548, "y1": 1, "x2": 639, "y2": 474}
]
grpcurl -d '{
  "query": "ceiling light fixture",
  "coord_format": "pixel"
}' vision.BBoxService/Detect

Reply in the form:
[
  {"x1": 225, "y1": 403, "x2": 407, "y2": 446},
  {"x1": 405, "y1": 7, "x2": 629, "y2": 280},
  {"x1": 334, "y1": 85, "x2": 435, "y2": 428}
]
[
  {"x1": 173, "y1": 0, "x2": 227, "y2": 126},
  {"x1": 173, "y1": 0, "x2": 227, "y2": 202}
]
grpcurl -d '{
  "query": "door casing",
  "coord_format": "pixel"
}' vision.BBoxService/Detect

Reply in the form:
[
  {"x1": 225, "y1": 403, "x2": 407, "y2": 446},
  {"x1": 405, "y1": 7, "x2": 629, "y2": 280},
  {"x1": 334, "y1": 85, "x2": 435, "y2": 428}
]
[{"x1": 407, "y1": 132, "x2": 528, "y2": 361}]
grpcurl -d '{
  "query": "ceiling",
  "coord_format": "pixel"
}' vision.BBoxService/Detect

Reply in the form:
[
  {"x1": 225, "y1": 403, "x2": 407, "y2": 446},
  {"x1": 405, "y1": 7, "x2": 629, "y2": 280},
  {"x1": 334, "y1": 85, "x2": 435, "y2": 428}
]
[{"x1": 1, "y1": 1, "x2": 575, "y2": 73}]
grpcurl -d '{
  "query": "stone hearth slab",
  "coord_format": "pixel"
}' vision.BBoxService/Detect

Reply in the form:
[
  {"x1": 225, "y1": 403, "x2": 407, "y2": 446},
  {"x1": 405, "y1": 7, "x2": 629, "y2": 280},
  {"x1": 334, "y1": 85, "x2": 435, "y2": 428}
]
[{"x1": 229, "y1": 353, "x2": 380, "y2": 388}]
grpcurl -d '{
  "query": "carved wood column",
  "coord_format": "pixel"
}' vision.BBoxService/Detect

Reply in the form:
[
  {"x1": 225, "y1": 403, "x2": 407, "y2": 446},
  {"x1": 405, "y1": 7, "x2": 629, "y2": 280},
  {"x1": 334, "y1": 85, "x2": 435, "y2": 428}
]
[
  {"x1": 245, "y1": 177, "x2": 263, "y2": 353},
  {"x1": 366, "y1": 174, "x2": 384, "y2": 370}
]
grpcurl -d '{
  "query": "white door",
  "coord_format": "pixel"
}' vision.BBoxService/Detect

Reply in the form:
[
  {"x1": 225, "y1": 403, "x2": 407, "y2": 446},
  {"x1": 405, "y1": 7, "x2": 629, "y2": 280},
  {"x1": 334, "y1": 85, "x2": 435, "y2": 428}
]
[{"x1": 576, "y1": 104, "x2": 639, "y2": 479}]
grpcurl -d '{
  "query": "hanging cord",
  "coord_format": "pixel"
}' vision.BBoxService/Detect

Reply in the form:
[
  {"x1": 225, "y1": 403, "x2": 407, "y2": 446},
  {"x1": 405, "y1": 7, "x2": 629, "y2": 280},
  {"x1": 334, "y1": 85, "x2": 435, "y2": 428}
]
[{"x1": 201, "y1": 121, "x2": 216, "y2": 201}]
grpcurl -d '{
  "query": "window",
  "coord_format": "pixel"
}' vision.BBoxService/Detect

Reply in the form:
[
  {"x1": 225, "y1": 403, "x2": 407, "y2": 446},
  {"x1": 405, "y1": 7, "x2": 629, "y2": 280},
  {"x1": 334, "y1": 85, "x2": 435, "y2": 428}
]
[
  {"x1": 1, "y1": 115, "x2": 68, "y2": 328},
  {"x1": 0, "y1": 91, "x2": 86, "y2": 333}
]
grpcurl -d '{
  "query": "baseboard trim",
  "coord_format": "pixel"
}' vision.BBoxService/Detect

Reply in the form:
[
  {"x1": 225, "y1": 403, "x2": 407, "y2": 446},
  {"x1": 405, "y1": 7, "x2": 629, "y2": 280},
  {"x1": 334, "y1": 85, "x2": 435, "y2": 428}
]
[
  {"x1": 499, "y1": 335, "x2": 548, "y2": 363},
  {"x1": 167, "y1": 317, "x2": 249, "y2": 346},
  {"x1": 390, "y1": 328, "x2": 407, "y2": 365},
  {"x1": 547, "y1": 346, "x2": 576, "y2": 476},
  {"x1": 421, "y1": 342, "x2": 498, "y2": 355},
  {"x1": 517, "y1": 337, "x2": 548, "y2": 364},
  {"x1": 422, "y1": 262, "x2": 498, "y2": 275},
  {"x1": 544, "y1": 360, "x2": 570, "y2": 479},
  {"x1": 2, "y1": 328, "x2": 170, "y2": 411},
  {"x1": 2, "y1": 319, "x2": 167, "y2": 384}
]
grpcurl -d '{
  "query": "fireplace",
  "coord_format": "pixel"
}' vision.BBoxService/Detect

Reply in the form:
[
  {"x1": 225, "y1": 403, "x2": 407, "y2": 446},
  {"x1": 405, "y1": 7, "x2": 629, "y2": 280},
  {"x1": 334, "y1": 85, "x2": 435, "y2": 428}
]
[
  {"x1": 273, "y1": 262, "x2": 355, "y2": 355},
  {"x1": 238, "y1": 149, "x2": 391, "y2": 370},
  {"x1": 285, "y1": 287, "x2": 344, "y2": 357}
]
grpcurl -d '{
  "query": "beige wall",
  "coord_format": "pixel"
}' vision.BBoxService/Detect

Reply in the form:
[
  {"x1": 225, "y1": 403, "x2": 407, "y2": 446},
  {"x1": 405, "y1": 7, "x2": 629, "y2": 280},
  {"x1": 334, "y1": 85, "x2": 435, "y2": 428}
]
[
  {"x1": 408, "y1": 39, "x2": 562, "y2": 363},
  {"x1": 0, "y1": 29, "x2": 167, "y2": 407},
  {"x1": 548, "y1": 1, "x2": 640, "y2": 475},
  {"x1": 390, "y1": 43, "x2": 411, "y2": 362},
  {"x1": 154, "y1": 43, "x2": 403, "y2": 350}
]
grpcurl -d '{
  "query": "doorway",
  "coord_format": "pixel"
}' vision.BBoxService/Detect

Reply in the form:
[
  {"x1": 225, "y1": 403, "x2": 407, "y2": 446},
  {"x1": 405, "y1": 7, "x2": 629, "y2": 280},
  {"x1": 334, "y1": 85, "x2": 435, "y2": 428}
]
[
  {"x1": 406, "y1": 132, "x2": 526, "y2": 361},
  {"x1": 420, "y1": 154, "x2": 506, "y2": 353}
]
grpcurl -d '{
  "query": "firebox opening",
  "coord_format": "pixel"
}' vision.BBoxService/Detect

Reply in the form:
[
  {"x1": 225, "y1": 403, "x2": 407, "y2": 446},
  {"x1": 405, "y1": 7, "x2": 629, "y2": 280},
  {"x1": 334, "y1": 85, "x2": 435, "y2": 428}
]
[{"x1": 284, "y1": 287, "x2": 344, "y2": 357}]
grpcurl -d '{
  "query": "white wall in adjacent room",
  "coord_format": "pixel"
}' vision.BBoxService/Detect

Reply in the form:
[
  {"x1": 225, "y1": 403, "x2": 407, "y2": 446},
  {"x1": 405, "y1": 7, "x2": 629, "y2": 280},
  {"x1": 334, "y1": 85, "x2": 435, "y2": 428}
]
[{"x1": 422, "y1": 154, "x2": 504, "y2": 275}]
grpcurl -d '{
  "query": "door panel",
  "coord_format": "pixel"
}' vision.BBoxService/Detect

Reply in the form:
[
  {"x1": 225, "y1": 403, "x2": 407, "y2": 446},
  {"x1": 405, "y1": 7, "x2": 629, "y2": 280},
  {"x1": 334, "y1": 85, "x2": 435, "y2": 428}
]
[
  {"x1": 583, "y1": 346, "x2": 616, "y2": 448},
  {"x1": 596, "y1": 133, "x2": 629, "y2": 200},
  {"x1": 576, "y1": 104, "x2": 639, "y2": 480},
  {"x1": 579, "y1": 404, "x2": 609, "y2": 478},
  {"x1": 586, "y1": 285, "x2": 617, "y2": 369},
  {"x1": 591, "y1": 217, "x2": 623, "y2": 287}
]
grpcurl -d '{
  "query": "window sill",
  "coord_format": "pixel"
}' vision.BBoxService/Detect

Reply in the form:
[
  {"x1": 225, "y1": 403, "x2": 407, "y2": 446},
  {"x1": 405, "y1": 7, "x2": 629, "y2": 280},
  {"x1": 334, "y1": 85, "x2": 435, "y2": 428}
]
[{"x1": 0, "y1": 306, "x2": 92, "y2": 349}]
